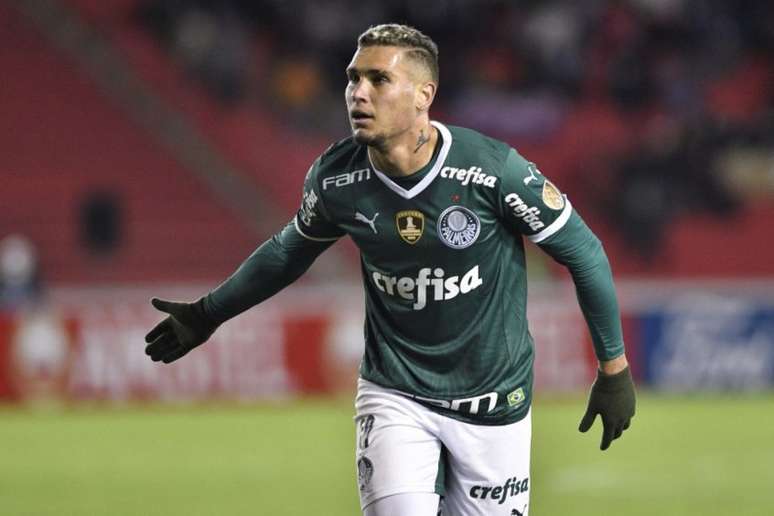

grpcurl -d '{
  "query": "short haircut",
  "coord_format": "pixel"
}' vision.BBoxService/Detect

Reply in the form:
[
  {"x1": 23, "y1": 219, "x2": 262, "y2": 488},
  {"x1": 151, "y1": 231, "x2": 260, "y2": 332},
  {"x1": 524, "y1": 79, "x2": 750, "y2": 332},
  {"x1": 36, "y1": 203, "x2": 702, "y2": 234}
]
[{"x1": 357, "y1": 24, "x2": 439, "y2": 84}]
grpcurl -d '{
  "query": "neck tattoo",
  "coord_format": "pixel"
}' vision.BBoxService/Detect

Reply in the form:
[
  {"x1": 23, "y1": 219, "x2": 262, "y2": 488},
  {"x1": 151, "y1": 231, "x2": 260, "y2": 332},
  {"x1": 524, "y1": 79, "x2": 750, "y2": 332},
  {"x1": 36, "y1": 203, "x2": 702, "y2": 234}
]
[{"x1": 413, "y1": 129, "x2": 430, "y2": 153}]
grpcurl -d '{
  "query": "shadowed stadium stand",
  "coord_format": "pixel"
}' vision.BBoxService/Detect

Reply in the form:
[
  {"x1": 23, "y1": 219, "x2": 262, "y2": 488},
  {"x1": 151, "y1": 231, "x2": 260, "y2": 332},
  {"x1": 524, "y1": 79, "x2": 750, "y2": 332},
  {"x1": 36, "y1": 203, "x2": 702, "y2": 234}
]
[
  {"x1": 1, "y1": 3, "x2": 260, "y2": 283},
  {"x1": 5, "y1": 0, "x2": 774, "y2": 284},
  {"x1": 62, "y1": 0, "x2": 332, "y2": 213}
]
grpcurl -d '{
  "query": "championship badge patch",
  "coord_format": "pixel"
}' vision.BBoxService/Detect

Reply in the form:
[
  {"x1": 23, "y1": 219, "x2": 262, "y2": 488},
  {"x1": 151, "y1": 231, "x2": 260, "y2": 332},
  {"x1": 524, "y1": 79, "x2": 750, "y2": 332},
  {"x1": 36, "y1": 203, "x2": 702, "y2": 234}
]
[
  {"x1": 437, "y1": 206, "x2": 480, "y2": 249},
  {"x1": 396, "y1": 210, "x2": 425, "y2": 244},
  {"x1": 541, "y1": 180, "x2": 565, "y2": 210}
]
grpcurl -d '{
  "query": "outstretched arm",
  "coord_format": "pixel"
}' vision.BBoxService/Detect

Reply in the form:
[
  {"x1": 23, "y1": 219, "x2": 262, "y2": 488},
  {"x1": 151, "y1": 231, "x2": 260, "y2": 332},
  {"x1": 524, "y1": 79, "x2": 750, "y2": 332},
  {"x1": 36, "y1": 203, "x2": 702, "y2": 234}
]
[
  {"x1": 146, "y1": 157, "x2": 345, "y2": 364},
  {"x1": 203, "y1": 220, "x2": 336, "y2": 324},
  {"x1": 145, "y1": 220, "x2": 337, "y2": 364}
]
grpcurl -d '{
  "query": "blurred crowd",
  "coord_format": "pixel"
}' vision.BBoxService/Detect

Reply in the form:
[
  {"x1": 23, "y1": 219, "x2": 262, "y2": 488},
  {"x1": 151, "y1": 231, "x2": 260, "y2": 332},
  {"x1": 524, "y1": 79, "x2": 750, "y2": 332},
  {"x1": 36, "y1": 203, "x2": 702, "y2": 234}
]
[
  {"x1": 134, "y1": 0, "x2": 774, "y2": 259},
  {"x1": 0, "y1": 235, "x2": 42, "y2": 311}
]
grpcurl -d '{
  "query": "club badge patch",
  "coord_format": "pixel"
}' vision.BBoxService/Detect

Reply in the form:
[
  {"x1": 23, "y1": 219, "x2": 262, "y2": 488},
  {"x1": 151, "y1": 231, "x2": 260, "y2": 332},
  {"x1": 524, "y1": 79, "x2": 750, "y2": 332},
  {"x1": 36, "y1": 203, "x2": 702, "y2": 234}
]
[
  {"x1": 541, "y1": 180, "x2": 565, "y2": 210},
  {"x1": 396, "y1": 210, "x2": 425, "y2": 244},
  {"x1": 437, "y1": 206, "x2": 480, "y2": 249},
  {"x1": 357, "y1": 456, "x2": 374, "y2": 491}
]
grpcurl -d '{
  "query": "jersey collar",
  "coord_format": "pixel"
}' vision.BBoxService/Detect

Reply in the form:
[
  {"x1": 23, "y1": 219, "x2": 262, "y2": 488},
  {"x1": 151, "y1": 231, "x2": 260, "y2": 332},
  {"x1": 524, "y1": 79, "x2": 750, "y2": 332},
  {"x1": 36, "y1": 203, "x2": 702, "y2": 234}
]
[{"x1": 369, "y1": 121, "x2": 452, "y2": 200}]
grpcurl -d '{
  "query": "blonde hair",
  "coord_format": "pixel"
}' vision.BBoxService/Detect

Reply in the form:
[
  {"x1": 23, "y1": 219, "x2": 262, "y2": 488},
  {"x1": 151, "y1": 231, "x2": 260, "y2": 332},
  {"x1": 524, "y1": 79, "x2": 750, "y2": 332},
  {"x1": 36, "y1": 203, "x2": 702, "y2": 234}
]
[{"x1": 357, "y1": 24, "x2": 439, "y2": 83}]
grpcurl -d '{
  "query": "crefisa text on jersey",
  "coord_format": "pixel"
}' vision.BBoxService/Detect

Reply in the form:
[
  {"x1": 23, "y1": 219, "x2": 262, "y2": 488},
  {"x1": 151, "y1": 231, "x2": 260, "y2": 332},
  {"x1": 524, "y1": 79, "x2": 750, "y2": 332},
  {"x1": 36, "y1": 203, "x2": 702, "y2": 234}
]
[
  {"x1": 504, "y1": 193, "x2": 545, "y2": 231},
  {"x1": 469, "y1": 476, "x2": 529, "y2": 505},
  {"x1": 322, "y1": 168, "x2": 371, "y2": 189},
  {"x1": 371, "y1": 265, "x2": 483, "y2": 310},
  {"x1": 440, "y1": 165, "x2": 497, "y2": 188}
]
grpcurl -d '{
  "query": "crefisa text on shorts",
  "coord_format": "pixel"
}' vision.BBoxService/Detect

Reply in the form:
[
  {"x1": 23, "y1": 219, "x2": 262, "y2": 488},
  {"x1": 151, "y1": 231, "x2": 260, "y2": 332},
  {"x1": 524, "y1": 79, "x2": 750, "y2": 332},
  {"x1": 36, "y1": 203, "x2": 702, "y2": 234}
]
[{"x1": 469, "y1": 476, "x2": 529, "y2": 505}]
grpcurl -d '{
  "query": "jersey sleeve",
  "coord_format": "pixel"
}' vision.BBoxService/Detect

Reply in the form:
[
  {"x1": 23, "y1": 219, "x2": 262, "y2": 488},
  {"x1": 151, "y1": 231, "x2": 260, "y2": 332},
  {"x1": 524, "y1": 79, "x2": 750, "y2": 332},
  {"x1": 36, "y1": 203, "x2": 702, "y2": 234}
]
[
  {"x1": 293, "y1": 159, "x2": 346, "y2": 242},
  {"x1": 538, "y1": 212, "x2": 625, "y2": 361},
  {"x1": 203, "y1": 220, "x2": 337, "y2": 325},
  {"x1": 499, "y1": 148, "x2": 625, "y2": 361},
  {"x1": 497, "y1": 148, "x2": 573, "y2": 243}
]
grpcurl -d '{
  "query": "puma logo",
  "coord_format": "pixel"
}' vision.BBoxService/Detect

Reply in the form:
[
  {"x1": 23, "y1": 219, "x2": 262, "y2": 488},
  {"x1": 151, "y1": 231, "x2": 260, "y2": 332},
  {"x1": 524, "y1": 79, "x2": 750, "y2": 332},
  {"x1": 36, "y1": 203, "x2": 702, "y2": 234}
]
[
  {"x1": 523, "y1": 163, "x2": 539, "y2": 186},
  {"x1": 511, "y1": 504, "x2": 528, "y2": 516},
  {"x1": 355, "y1": 211, "x2": 379, "y2": 234}
]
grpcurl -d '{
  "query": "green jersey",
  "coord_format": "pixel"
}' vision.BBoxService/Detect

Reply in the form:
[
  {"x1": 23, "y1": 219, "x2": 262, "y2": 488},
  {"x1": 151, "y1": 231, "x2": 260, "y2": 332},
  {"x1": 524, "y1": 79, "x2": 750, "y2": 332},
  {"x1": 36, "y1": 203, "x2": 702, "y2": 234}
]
[
  {"x1": 291, "y1": 121, "x2": 624, "y2": 424},
  {"x1": 204, "y1": 121, "x2": 624, "y2": 425}
]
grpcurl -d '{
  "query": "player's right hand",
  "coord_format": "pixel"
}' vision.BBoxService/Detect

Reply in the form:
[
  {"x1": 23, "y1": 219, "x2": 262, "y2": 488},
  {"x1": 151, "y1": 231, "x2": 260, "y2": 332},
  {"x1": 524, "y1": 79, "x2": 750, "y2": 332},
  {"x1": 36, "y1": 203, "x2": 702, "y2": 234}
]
[{"x1": 144, "y1": 297, "x2": 216, "y2": 364}]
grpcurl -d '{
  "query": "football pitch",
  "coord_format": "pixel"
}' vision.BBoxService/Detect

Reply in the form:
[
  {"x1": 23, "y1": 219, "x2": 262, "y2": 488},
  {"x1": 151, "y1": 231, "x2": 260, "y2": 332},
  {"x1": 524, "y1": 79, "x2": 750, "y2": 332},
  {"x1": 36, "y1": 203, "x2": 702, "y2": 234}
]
[{"x1": 1, "y1": 393, "x2": 772, "y2": 516}]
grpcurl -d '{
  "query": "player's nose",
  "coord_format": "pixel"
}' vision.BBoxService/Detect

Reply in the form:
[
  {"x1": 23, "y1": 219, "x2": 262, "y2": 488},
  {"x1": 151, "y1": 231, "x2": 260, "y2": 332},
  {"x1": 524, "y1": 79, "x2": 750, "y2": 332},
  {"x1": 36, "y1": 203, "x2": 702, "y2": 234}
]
[{"x1": 348, "y1": 80, "x2": 370, "y2": 105}]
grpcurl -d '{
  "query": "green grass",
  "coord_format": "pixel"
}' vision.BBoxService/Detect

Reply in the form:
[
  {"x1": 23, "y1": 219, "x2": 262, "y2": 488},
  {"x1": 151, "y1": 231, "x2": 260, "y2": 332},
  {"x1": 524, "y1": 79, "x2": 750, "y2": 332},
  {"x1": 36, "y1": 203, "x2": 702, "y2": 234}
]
[{"x1": 1, "y1": 393, "x2": 773, "y2": 515}]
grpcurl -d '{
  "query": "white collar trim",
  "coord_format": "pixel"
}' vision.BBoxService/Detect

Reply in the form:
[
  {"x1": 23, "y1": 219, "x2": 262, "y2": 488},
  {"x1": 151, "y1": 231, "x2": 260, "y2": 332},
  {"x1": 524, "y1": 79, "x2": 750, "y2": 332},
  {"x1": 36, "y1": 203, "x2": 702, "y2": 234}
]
[{"x1": 369, "y1": 121, "x2": 452, "y2": 200}]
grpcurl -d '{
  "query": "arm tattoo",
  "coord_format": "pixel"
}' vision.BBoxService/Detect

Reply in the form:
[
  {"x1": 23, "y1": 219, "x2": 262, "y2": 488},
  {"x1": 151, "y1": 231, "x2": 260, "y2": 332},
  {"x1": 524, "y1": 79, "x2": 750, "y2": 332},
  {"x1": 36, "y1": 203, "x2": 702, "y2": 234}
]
[{"x1": 414, "y1": 130, "x2": 430, "y2": 153}]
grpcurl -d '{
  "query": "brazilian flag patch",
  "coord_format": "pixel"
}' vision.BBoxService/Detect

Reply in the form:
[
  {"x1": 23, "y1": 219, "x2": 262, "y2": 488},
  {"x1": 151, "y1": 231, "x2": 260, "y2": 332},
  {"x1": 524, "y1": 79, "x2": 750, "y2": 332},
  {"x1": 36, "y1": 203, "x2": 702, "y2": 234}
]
[{"x1": 507, "y1": 387, "x2": 526, "y2": 407}]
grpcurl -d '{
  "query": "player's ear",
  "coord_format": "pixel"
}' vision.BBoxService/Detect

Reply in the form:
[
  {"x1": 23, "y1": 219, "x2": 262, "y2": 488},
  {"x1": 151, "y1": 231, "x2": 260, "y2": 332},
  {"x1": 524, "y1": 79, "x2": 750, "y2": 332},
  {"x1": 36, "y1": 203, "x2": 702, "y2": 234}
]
[{"x1": 415, "y1": 80, "x2": 436, "y2": 113}]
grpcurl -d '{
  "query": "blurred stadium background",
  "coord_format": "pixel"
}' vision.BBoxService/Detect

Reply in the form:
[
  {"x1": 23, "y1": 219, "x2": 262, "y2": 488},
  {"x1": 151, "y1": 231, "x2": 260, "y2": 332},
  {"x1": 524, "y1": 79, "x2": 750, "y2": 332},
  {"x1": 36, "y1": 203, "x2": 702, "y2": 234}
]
[{"x1": 1, "y1": 0, "x2": 773, "y2": 515}]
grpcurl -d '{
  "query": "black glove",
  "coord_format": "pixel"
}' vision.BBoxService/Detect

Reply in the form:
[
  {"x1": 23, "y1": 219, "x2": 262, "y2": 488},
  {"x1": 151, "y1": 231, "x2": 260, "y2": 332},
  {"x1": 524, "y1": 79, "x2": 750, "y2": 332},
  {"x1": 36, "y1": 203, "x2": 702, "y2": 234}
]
[
  {"x1": 579, "y1": 366, "x2": 636, "y2": 450},
  {"x1": 144, "y1": 297, "x2": 217, "y2": 363}
]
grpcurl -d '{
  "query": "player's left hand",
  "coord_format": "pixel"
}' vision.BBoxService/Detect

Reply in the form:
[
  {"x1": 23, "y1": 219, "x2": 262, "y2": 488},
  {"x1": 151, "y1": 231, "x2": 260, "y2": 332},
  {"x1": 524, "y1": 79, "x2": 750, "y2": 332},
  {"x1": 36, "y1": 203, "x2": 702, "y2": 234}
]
[{"x1": 579, "y1": 366, "x2": 636, "y2": 450}]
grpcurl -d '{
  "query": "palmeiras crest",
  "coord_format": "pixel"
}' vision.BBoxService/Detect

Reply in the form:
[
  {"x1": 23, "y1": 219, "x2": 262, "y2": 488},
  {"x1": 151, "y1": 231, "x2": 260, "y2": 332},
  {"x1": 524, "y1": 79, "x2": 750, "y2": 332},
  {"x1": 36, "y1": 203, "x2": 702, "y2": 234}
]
[{"x1": 437, "y1": 206, "x2": 480, "y2": 249}]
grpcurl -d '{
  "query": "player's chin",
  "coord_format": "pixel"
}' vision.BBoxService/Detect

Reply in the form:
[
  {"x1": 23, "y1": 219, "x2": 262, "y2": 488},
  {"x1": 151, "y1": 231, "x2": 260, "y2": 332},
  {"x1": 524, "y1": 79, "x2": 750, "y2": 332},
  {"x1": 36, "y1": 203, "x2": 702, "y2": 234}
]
[{"x1": 352, "y1": 128, "x2": 381, "y2": 147}]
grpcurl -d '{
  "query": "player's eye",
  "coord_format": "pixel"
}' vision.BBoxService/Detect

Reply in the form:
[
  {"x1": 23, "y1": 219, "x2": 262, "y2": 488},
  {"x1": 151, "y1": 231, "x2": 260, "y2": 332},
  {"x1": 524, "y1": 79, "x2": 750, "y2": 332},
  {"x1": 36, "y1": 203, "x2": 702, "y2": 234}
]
[{"x1": 372, "y1": 75, "x2": 389, "y2": 85}]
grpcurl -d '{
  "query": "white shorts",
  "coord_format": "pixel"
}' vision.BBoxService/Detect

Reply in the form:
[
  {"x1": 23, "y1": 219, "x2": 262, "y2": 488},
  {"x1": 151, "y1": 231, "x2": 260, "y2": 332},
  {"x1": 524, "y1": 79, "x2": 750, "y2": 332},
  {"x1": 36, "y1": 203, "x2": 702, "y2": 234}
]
[{"x1": 355, "y1": 378, "x2": 532, "y2": 516}]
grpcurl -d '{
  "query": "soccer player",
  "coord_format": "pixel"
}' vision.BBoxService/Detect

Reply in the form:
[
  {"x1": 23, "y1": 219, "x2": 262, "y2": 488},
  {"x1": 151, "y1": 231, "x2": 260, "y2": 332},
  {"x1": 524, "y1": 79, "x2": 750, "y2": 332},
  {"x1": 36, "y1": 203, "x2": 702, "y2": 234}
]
[{"x1": 144, "y1": 24, "x2": 636, "y2": 516}]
